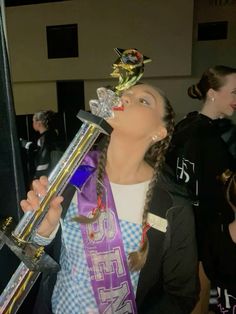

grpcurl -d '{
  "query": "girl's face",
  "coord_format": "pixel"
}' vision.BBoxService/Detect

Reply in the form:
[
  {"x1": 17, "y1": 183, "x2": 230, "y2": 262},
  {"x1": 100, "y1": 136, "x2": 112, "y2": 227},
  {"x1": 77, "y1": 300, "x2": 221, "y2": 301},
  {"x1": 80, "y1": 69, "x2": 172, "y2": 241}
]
[
  {"x1": 212, "y1": 73, "x2": 236, "y2": 117},
  {"x1": 32, "y1": 116, "x2": 42, "y2": 132},
  {"x1": 32, "y1": 116, "x2": 39, "y2": 131},
  {"x1": 108, "y1": 84, "x2": 167, "y2": 143}
]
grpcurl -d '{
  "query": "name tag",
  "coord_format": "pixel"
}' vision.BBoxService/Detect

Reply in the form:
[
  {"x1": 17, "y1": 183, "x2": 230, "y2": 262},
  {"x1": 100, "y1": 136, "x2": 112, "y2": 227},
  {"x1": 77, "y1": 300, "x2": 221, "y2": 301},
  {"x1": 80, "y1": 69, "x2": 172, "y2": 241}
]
[{"x1": 147, "y1": 212, "x2": 168, "y2": 233}]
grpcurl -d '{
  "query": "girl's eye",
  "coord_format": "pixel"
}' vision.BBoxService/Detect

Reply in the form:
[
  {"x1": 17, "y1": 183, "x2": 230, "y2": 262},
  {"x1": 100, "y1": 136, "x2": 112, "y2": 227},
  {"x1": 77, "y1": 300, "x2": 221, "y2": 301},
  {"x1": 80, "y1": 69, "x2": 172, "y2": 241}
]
[{"x1": 139, "y1": 98, "x2": 150, "y2": 106}]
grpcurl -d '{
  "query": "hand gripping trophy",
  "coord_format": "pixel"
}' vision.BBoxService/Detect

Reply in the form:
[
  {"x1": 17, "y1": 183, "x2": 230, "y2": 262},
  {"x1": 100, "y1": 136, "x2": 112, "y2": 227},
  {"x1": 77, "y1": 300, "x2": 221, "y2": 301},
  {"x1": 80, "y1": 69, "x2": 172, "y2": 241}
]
[{"x1": 0, "y1": 48, "x2": 151, "y2": 314}]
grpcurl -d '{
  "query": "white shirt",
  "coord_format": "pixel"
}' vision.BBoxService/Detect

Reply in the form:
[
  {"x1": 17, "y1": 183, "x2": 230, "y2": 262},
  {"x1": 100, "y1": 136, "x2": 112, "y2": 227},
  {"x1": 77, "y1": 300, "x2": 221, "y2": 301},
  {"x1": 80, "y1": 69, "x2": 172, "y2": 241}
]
[{"x1": 110, "y1": 180, "x2": 150, "y2": 225}]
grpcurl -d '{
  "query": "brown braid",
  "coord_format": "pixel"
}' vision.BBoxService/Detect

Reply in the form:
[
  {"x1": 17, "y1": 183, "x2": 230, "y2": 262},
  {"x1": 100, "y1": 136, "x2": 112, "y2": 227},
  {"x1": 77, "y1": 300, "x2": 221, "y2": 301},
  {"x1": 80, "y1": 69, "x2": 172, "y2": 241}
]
[
  {"x1": 73, "y1": 136, "x2": 110, "y2": 223},
  {"x1": 128, "y1": 90, "x2": 175, "y2": 271},
  {"x1": 96, "y1": 136, "x2": 110, "y2": 197}
]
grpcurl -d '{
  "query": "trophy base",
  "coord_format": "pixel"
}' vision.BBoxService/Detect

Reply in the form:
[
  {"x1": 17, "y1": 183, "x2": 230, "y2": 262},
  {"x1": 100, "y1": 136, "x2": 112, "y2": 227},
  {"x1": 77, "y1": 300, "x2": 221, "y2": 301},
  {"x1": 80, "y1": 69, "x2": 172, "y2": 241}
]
[{"x1": 0, "y1": 217, "x2": 60, "y2": 273}]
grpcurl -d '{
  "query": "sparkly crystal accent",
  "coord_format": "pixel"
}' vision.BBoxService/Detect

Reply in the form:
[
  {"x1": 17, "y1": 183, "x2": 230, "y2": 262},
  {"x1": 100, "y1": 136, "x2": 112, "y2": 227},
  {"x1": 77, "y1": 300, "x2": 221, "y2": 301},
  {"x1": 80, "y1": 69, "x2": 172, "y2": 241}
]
[{"x1": 89, "y1": 87, "x2": 121, "y2": 119}]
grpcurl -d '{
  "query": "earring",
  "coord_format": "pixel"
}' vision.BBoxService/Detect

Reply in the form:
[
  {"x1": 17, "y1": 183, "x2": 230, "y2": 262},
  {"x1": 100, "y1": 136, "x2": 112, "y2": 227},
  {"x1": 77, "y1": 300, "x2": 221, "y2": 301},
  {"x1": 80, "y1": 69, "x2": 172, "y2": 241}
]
[
  {"x1": 211, "y1": 97, "x2": 215, "y2": 102},
  {"x1": 152, "y1": 135, "x2": 158, "y2": 142}
]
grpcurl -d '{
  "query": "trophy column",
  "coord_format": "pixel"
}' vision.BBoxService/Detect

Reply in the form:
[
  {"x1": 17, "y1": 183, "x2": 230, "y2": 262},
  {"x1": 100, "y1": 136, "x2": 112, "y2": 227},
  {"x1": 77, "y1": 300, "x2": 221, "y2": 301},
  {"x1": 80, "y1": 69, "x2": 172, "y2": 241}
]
[{"x1": 0, "y1": 111, "x2": 112, "y2": 314}]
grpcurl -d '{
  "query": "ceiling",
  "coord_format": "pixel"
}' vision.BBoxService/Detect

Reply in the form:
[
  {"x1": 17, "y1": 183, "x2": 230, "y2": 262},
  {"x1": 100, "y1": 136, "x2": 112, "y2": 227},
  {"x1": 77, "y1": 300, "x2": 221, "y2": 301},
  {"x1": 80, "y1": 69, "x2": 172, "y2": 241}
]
[{"x1": 5, "y1": 0, "x2": 67, "y2": 7}]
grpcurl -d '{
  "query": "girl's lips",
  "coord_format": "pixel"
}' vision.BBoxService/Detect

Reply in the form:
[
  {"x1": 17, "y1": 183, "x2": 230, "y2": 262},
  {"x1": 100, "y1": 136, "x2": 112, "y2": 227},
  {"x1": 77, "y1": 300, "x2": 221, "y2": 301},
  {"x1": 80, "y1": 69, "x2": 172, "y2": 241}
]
[{"x1": 113, "y1": 105, "x2": 124, "y2": 111}]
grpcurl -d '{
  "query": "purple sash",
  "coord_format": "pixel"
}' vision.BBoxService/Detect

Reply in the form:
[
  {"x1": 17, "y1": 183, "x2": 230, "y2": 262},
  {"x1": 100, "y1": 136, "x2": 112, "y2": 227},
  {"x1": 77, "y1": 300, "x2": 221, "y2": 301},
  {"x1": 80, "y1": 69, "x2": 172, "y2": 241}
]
[{"x1": 70, "y1": 152, "x2": 137, "y2": 313}]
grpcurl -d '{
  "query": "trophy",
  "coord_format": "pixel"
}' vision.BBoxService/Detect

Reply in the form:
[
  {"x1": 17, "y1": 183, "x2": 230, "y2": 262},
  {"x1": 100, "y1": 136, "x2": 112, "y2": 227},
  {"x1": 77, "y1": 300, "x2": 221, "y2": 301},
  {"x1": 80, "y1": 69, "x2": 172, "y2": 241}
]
[{"x1": 0, "y1": 48, "x2": 151, "y2": 314}]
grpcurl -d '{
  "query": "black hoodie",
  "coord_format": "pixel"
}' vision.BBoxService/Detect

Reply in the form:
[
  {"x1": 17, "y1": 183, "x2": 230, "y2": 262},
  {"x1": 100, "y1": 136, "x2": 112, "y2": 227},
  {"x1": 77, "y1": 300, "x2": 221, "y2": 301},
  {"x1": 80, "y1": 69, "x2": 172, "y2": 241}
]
[{"x1": 166, "y1": 111, "x2": 236, "y2": 287}]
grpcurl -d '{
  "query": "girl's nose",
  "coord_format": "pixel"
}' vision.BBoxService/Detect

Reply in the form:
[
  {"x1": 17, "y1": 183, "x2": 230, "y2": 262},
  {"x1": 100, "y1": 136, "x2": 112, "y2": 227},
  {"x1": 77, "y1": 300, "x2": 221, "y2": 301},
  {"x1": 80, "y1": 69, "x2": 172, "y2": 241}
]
[{"x1": 121, "y1": 94, "x2": 131, "y2": 106}]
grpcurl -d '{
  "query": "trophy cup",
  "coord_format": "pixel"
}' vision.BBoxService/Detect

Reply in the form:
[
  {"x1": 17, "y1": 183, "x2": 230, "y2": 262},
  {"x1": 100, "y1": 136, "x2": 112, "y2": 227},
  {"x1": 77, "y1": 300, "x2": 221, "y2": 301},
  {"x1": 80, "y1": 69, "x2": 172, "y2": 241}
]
[{"x1": 0, "y1": 48, "x2": 151, "y2": 314}]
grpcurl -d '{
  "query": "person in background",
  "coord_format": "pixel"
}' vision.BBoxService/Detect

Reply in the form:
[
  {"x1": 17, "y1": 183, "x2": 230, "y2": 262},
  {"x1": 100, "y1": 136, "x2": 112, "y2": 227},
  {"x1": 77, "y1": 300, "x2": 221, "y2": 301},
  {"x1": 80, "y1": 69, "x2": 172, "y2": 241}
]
[
  {"x1": 21, "y1": 110, "x2": 63, "y2": 183},
  {"x1": 21, "y1": 83, "x2": 199, "y2": 314},
  {"x1": 166, "y1": 65, "x2": 236, "y2": 314}
]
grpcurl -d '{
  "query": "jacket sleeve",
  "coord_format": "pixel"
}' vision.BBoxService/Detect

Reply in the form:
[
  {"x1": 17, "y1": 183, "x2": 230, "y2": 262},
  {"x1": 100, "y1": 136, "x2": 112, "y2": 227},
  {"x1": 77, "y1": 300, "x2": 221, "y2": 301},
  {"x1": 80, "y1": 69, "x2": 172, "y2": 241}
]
[{"x1": 151, "y1": 204, "x2": 199, "y2": 314}]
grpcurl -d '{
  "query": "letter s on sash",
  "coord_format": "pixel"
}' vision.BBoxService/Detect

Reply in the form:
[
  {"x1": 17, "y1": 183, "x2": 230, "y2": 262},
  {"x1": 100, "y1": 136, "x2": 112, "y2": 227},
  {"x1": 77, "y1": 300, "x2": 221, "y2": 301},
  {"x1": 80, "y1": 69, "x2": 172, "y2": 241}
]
[{"x1": 87, "y1": 210, "x2": 116, "y2": 242}]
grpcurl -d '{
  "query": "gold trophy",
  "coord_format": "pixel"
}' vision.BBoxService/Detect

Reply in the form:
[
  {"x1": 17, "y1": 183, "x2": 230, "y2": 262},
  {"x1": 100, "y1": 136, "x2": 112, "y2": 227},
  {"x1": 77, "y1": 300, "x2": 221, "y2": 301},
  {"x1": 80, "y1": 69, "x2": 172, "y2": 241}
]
[{"x1": 0, "y1": 48, "x2": 150, "y2": 314}]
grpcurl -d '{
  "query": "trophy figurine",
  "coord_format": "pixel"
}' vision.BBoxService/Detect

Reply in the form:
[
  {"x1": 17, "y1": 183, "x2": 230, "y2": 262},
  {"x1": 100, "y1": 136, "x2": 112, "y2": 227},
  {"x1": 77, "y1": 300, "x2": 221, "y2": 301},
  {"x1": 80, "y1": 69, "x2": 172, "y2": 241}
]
[{"x1": 0, "y1": 48, "x2": 151, "y2": 314}]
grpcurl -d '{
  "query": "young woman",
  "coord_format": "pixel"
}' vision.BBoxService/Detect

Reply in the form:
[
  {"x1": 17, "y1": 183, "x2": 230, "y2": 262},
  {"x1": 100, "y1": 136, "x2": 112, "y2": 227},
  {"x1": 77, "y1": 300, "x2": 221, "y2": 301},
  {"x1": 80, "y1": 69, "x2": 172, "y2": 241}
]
[
  {"x1": 21, "y1": 84, "x2": 199, "y2": 314},
  {"x1": 166, "y1": 65, "x2": 236, "y2": 314}
]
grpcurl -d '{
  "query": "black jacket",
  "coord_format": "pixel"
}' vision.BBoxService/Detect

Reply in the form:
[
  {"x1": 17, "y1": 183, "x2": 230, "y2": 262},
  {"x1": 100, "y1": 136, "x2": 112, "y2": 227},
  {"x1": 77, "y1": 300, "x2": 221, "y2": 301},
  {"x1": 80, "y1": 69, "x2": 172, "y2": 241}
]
[
  {"x1": 32, "y1": 165, "x2": 199, "y2": 314},
  {"x1": 137, "y1": 165, "x2": 199, "y2": 313},
  {"x1": 166, "y1": 111, "x2": 236, "y2": 287},
  {"x1": 33, "y1": 129, "x2": 62, "y2": 179}
]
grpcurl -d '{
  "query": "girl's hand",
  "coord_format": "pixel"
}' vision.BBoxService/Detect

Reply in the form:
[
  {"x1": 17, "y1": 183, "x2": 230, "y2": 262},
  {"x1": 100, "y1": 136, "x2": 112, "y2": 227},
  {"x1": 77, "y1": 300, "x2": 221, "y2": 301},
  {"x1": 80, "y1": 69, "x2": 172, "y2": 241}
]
[{"x1": 20, "y1": 176, "x2": 63, "y2": 238}]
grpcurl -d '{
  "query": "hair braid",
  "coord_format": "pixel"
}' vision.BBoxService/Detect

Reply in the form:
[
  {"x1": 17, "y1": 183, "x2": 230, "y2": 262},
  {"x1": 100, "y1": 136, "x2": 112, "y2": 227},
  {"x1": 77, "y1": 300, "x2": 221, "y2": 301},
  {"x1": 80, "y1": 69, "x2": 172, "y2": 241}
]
[
  {"x1": 73, "y1": 136, "x2": 110, "y2": 224},
  {"x1": 129, "y1": 94, "x2": 175, "y2": 271},
  {"x1": 96, "y1": 136, "x2": 110, "y2": 197}
]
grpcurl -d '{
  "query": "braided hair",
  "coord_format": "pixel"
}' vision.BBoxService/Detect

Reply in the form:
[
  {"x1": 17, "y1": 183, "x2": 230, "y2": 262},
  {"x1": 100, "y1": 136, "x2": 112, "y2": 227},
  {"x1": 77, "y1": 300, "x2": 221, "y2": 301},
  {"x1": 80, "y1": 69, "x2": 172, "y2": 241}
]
[
  {"x1": 74, "y1": 137, "x2": 110, "y2": 224},
  {"x1": 128, "y1": 88, "x2": 175, "y2": 270}
]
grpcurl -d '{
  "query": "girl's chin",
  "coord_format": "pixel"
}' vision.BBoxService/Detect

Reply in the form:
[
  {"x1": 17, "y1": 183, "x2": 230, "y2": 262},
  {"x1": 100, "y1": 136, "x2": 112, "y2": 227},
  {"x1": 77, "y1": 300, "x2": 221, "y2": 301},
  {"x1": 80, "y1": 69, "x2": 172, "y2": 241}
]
[
  {"x1": 226, "y1": 110, "x2": 234, "y2": 117},
  {"x1": 105, "y1": 116, "x2": 116, "y2": 127}
]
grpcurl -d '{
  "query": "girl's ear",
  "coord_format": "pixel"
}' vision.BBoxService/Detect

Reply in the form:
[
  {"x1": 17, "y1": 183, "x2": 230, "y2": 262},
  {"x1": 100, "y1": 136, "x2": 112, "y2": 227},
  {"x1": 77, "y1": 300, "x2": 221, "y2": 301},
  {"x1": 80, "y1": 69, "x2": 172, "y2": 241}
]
[
  {"x1": 151, "y1": 126, "x2": 167, "y2": 143},
  {"x1": 207, "y1": 88, "x2": 216, "y2": 101}
]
